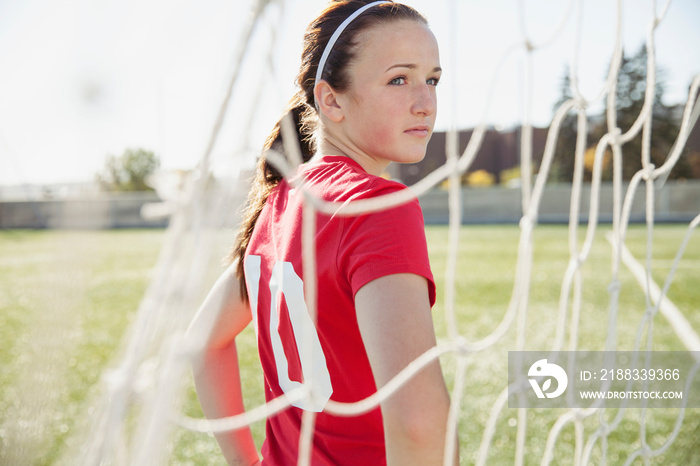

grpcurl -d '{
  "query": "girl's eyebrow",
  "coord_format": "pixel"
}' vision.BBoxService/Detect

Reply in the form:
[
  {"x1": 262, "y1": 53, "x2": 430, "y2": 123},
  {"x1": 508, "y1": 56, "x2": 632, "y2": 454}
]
[{"x1": 385, "y1": 63, "x2": 442, "y2": 73}]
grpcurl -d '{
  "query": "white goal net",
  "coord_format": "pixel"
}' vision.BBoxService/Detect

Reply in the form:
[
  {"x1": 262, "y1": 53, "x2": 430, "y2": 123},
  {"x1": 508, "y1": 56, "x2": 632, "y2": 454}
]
[{"x1": 63, "y1": 0, "x2": 700, "y2": 465}]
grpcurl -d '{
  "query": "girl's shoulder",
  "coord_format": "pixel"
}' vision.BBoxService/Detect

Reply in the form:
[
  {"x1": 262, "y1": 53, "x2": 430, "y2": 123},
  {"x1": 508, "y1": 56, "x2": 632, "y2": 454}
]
[{"x1": 297, "y1": 155, "x2": 407, "y2": 203}]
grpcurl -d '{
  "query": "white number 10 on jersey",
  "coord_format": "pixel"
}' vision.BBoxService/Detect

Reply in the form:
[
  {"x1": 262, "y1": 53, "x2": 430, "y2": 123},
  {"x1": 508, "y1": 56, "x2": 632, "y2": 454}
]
[{"x1": 245, "y1": 255, "x2": 333, "y2": 412}]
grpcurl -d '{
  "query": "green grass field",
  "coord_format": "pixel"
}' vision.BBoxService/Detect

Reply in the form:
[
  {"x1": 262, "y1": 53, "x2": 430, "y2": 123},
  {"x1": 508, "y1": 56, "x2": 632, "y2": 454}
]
[{"x1": 0, "y1": 225, "x2": 698, "y2": 465}]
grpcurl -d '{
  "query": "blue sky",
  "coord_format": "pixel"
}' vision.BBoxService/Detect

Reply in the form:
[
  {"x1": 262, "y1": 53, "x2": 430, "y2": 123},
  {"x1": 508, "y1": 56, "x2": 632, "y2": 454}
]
[{"x1": 0, "y1": 0, "x2": 698, "y2": 185}]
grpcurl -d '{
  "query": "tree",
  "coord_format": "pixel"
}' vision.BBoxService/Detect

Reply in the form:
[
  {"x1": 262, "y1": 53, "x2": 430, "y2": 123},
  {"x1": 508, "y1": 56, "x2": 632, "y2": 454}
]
[
  {"x1": 550, "y1": 65, "x2": 581, "y2": 183},
  {"x1": 590, "y1": 45, "x2": 691, "y2": 181},
  {"x1": 551, "y1": 45, "x2": 694, "y2": 182},
  {"x1": 97, "y1": 148, "x2": 160, "y2": 191}
]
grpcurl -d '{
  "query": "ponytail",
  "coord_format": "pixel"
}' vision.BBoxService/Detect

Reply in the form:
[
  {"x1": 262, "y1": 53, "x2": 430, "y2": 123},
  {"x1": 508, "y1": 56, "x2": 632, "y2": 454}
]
[{"x1": 232, "y1": 96, "x2": 316, "y2": 300}]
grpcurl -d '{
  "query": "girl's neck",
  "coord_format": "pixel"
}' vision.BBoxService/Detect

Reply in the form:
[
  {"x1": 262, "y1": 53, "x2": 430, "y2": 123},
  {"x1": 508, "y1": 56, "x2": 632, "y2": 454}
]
[{"x1": 316, "y1": 137, "x2": 389, "y2": 176}]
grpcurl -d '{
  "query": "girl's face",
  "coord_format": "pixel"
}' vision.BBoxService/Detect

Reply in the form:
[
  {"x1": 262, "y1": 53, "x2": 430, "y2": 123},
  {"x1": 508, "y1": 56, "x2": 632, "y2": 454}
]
[{"x1": 333, "y1": 19, "x2": 441, "y2": 174}]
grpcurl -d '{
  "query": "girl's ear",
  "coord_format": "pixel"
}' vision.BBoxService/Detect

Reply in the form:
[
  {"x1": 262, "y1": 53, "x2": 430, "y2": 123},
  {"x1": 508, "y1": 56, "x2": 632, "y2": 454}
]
[{"x1": 314, "y1": 80, "x2": 344, "y2": 122}]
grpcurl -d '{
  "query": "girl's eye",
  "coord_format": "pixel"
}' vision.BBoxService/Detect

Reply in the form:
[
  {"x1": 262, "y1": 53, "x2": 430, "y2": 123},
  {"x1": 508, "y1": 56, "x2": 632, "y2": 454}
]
[
  {"x1": 389, "y1": 76, "x2": 406, "y2": 85},
  {"x1": 427, "y1": 77, "x2": 440, "y2": 86}
]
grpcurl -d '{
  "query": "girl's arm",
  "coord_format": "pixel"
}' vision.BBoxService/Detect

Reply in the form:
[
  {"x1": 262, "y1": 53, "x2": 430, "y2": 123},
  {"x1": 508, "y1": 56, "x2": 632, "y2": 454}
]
[
  {"x1": 355, "y1": 273, "x2": 458, "y2": 466},
  {"x1": 186, "y1": 263, "x2": 260, "y2": 466}
]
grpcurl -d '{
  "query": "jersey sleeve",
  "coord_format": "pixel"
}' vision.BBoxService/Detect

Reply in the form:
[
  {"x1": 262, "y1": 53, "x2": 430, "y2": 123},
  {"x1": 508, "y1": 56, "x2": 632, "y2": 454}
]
[{"x1": 337, "y1": 183, "x2": 436, "y2": 306}]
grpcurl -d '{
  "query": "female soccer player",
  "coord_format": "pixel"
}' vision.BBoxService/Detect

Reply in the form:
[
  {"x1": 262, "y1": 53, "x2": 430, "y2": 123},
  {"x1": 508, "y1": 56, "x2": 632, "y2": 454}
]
[{"x1": 189, "y1": 1, "x2": 455, "y2": 464}]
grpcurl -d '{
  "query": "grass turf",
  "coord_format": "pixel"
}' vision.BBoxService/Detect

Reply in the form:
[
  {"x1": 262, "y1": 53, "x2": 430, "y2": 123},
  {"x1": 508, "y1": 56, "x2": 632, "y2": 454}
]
[{"x1": 0, "y1": 225, "x2": 697, "y2": 464}]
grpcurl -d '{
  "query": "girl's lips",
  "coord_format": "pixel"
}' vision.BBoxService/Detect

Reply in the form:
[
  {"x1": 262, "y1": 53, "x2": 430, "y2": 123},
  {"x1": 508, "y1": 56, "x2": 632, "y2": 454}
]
[{"x1": 404, "y1": 126, "x2": 430, "y2": 137}]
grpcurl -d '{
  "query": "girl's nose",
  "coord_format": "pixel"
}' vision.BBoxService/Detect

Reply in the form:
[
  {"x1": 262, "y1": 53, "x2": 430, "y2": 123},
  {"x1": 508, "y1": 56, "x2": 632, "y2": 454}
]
[{"x1": 412, "y1": 83, "x2": 436, "y2": 117}]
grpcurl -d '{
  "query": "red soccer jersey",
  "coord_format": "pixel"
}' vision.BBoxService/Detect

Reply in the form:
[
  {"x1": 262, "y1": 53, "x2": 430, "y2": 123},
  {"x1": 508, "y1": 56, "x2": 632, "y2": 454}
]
[{"x1": 244, "y1": 155, "x2": 435, "y2": 465}]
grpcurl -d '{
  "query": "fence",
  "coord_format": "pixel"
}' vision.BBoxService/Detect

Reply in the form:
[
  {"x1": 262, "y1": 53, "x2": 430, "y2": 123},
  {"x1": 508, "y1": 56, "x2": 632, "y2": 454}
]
[
  {"x1": 0, "y1": 192, "x2": 167, "y2": 229},
  {"x1": 1, "y1": 181, "x2": 698, "y2": 229},
  {"x1": 418, "y1": 180, "x2": 699, "y2": 224}
]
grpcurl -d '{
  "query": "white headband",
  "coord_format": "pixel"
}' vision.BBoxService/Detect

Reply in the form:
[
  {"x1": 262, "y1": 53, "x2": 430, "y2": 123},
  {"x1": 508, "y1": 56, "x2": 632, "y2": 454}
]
[{"x1": 314, "y1": 1, "x2": 391, "y2": 93}]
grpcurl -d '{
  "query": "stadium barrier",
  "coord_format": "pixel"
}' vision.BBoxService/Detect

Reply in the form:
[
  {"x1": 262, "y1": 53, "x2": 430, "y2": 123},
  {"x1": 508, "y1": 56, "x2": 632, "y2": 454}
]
[
  {"x1": 0, "y1": 191, "x2": 167, "y2": 229},
  {"x1": 420, "y1": 180, "x2": 700, "y2": 224},
  {"x1": 0, "y1": 180, "x2": 698, "y2": 229}
]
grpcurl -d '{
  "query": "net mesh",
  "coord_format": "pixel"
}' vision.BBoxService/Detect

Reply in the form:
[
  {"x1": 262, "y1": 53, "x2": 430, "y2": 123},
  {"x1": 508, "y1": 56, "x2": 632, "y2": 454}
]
[{"x1": 73, "y1": 0, "x2": 700, "y2": 464}]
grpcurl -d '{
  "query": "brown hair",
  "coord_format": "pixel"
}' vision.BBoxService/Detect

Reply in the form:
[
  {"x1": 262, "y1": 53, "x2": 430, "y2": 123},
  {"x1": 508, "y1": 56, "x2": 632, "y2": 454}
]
[{"x1": 232, "y1": 1, "x2": 427, "y2": 299}]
